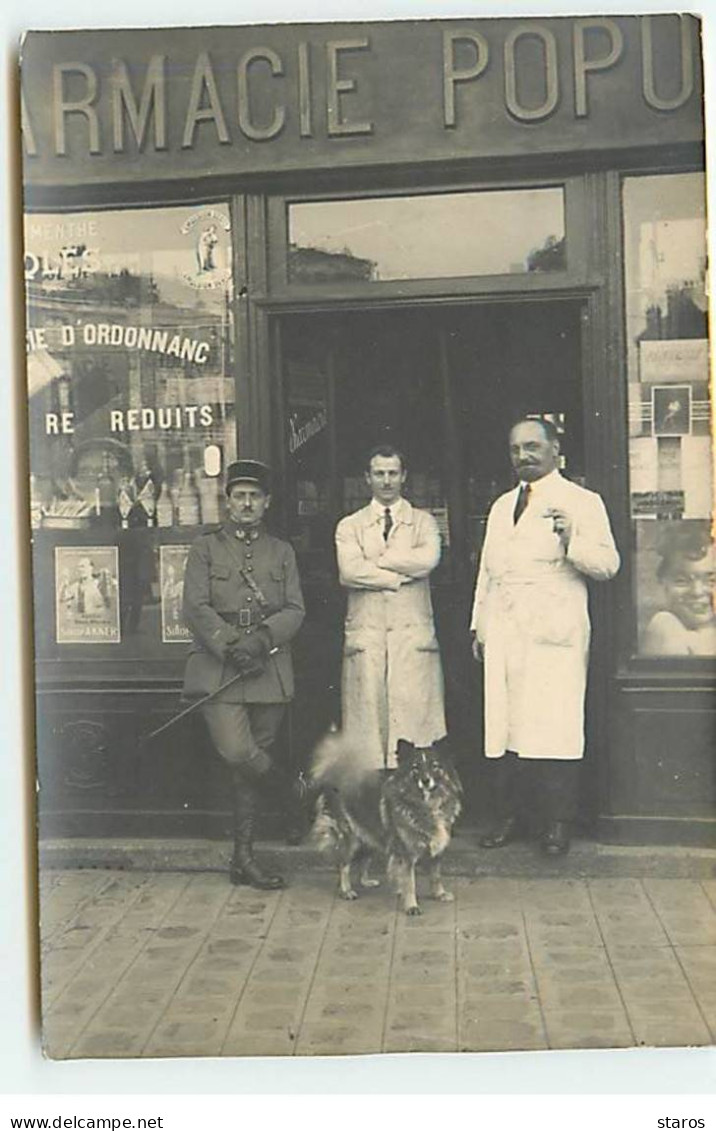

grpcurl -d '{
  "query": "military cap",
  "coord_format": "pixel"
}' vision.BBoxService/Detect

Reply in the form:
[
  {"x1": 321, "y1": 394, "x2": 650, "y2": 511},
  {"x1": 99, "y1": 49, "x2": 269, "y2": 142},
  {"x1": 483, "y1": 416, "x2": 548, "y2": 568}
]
[{"x1": 225, "y1": 459, "x2": 272, "y2": 495}]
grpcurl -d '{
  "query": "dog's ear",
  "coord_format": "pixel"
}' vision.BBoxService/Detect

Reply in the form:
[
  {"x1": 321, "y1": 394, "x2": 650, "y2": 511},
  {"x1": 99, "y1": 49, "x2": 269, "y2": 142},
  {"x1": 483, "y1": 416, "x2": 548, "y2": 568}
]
[
  {"x1": 432, "y1": 735, "x2": 451, "y2": 756},
  {"x1": 395, "y1": 739, "x2": 415, "y2": 765}
]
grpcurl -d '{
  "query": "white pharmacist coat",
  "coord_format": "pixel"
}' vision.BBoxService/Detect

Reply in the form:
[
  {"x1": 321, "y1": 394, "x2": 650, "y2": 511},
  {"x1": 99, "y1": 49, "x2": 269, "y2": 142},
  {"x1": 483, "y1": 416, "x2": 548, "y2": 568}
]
[
  {"x1": 336, "y1": 499, "x2": 446, "y2": 770},
  {"x1": 470, "y1": 471, "x2": 620, "y2": 761}
]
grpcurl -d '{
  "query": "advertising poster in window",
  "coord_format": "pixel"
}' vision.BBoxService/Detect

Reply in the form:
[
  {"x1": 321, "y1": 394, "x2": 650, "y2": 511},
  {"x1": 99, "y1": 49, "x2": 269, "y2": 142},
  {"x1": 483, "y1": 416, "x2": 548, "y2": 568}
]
[
  {"x1": 159, "y1": 545, "x2": 192, "y2": 643},
  {"x1": 635, "y1": 520, "x2": 716, "y2": 657},
  {"x1": 55, "y1": 546, "x2": 120, "y2": 644}
]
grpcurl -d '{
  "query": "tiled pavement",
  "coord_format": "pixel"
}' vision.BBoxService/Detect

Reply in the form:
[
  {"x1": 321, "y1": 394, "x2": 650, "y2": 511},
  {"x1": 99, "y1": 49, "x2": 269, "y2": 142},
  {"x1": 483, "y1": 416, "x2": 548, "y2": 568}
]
[{"x1": 39, "y1": 868, "x2": 716, "y2": 1059}]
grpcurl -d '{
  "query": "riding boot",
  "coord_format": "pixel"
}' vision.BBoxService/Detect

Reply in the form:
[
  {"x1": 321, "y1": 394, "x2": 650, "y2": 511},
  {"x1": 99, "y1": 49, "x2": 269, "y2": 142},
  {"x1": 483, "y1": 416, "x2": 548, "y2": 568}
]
[
  {"x1": 229, "y1": 774, "x2": 286, "y2": 890},
  {"x1": 256, "y1": 762, "x2": 311, "y2": 846}
]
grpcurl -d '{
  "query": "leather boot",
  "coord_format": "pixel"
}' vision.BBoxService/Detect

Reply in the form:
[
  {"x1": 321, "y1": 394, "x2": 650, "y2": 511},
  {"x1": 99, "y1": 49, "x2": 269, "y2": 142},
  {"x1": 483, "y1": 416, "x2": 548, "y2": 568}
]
[
  {"x1": 479, "y1": 815, "x2": 518, "y2": 849},
  {"x1": 541, "y1": 820, "x2": 571, "y2": 856},
  {"x1": 257, "y1": 763, "x2": 311, "y2": 846},
  {"x1": 230, "y1": 776, "x2": 286, "y2": 890}
]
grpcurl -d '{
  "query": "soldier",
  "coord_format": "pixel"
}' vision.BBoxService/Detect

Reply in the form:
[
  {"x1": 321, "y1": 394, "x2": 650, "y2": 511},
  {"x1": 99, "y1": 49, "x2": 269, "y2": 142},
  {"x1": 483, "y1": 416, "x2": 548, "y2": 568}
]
[{"x1": 182, "y1": 459, "x2": 306, "y2": 889}]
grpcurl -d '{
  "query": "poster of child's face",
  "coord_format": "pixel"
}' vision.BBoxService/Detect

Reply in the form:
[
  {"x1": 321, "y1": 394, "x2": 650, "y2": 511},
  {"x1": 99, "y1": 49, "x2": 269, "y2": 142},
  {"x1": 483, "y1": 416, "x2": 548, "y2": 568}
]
[
  {"x1": 55, "y1": 546, "x2": 120, "y2": 644},
  {"x1": 636, "y1": 520, "x2": 716, "y2": 657},
  {"x1": 159, "y1": 545, "x2": 191, "y2": 643},
  {"x1": 651, "y1": 384, "x2": 692, "y2": 437}
]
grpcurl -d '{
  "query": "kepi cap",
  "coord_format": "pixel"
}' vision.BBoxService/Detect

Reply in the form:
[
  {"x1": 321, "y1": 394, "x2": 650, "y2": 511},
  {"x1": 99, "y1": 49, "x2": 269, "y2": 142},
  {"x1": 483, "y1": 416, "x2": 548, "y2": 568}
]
[{"x1": 225, "y1": 459, "x2": 272, "y2": 495}]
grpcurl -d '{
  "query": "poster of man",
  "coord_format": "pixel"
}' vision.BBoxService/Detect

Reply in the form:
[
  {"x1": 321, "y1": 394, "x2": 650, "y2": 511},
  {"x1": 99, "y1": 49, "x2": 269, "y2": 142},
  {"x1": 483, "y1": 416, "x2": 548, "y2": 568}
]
[
  {"x1": 159, "y1": 545, "x2": 192, "y2": 643},
  {"x1": 55, "y1": 546, "x2": 120, "y2": 643}
]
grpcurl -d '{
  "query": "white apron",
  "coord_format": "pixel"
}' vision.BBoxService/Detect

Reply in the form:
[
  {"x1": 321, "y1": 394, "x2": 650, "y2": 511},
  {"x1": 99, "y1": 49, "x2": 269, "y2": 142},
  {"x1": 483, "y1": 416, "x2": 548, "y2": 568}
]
[
  {"x1": 470, "y1": 472, "x2": 620, "y2": 761},
  {"x1": 336, "y1": 500, "x2": 446, "y2": 770}
]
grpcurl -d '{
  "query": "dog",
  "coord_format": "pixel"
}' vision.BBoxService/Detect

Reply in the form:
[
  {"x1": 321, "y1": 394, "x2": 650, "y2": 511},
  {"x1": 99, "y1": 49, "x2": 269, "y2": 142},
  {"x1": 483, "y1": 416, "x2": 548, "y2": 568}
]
[{"x1": 309, "y1": 729, "x2": 462, "y2": 915}]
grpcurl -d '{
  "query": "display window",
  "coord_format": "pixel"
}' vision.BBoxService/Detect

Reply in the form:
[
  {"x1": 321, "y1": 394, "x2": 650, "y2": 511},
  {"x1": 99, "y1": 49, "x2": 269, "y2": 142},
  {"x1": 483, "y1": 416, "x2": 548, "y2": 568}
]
[
  {"x1": 622, "y1": 172, "x2": 713, "y2": 658},
  {"x1": 24, "y1": 203, "x2": 236, "y2": 660}
]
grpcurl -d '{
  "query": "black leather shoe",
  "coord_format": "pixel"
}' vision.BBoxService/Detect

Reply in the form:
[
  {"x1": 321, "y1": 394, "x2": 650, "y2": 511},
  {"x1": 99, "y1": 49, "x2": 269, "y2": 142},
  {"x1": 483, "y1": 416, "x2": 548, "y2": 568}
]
[
  {"x1": 230, "y1": 858, "x2": 286, "y2": 890},
  {"x1": 541, "y1": 821, "x2": 571, "y2": 856},
  {"x1": 479, "y1": 816, "x2": 518, "y2": 849}
]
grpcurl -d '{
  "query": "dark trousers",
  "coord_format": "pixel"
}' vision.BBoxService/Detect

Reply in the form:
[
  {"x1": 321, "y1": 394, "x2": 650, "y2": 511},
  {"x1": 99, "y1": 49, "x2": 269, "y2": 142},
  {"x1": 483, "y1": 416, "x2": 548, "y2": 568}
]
[{"x1": 488, "y1": 751, "x2": 580, "y2": 827}]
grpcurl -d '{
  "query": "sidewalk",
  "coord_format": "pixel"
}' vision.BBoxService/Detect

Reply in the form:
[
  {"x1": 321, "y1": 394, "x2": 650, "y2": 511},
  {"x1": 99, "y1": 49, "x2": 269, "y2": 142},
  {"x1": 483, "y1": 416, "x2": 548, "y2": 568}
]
[{"x1": 38, "y1": 842, "x2": 716, "y2": 1059}]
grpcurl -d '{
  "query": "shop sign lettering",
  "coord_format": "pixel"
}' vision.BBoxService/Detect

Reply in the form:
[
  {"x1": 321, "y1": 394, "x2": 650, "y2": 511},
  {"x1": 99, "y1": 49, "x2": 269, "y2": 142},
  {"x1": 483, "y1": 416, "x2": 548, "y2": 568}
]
[
  {"x1": 26, "y1": 323, "x2": 212, "y2": 365},
  {"x1": 288, "y1": 407, "x2": 328, "y2": 454},
  {"x1": 20, "y1": 15, "x2": 701, "y2": 180},
  {"x1": 44, "y1": 404, "x2": 216, "y2": 436}
]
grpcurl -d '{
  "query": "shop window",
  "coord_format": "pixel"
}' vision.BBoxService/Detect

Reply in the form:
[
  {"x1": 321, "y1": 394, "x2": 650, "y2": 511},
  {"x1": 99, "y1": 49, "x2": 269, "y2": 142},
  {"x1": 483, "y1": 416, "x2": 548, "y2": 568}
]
[
  {"x1": 24, "y1": 204, "x2": 236, "y2": 658},
  {"x1": 288, "y1": 188, "x2": 566, "y2": 284},
  {"x1": 622, "y1": 173, "x2": 714, "y2": 659}
]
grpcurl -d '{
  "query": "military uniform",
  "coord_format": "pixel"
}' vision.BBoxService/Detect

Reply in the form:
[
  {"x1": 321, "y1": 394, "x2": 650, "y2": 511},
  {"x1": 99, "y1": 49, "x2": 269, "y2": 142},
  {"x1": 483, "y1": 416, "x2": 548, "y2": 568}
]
[
  {"x1": 183, "y1": 520, "x2": 304, "y2": 770},
  {"x1": 181, "y1": 460, "x2": 306, "y2": 889}
]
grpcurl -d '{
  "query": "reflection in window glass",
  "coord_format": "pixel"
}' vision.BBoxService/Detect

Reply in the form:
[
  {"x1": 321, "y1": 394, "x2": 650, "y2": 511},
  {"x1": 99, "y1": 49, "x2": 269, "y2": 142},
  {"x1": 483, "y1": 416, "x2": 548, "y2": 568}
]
[
  {"x1": 622, "y1": 173, "x2": 713, "y2": 657},
  {"x1": 24, "y1": 204, "x2": 236, "y2": 655},
  {"x1": 288, "y1": 189, "x2": 566, "y2": 283}
]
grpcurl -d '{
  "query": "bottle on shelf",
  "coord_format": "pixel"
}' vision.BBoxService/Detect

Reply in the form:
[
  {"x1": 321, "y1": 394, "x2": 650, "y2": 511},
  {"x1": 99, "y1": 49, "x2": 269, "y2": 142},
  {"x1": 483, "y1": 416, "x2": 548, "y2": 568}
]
[
  {"x1": 95, "y1": 452, "x2": 116, "y2": 524},
  {"x1": 134, "y1": 458, "x2": 156, "y2": 527},
  {"x1": 117, "y1": 476, "x2": 135, "y2": 530},
  {"x1": 177, "y1": 462, "x2": 200, "y2": 527},
  {"x1": 156, "y1": 481, "x2": 174, "y2": 528}
]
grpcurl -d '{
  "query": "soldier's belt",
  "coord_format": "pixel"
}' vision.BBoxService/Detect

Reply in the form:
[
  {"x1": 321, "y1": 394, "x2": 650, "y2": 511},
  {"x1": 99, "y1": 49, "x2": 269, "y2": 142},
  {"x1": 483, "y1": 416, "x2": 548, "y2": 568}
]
[{"x1": 219, "y1": 610, "x2": 256, "y2": 628}]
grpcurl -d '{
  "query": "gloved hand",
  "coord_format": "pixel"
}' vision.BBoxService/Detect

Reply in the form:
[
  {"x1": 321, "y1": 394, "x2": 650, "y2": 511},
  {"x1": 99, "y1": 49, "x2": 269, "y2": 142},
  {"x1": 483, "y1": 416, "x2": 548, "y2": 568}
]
[{"x1": 225, "y1": 629, "x2": 271, "y2": 675}]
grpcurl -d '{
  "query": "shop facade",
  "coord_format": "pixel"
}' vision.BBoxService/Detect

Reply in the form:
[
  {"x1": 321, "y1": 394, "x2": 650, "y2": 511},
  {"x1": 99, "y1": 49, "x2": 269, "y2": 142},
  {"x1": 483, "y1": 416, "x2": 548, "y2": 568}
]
[{"x1": 21, "y1": 15, "x2": 714, "y2": 845}]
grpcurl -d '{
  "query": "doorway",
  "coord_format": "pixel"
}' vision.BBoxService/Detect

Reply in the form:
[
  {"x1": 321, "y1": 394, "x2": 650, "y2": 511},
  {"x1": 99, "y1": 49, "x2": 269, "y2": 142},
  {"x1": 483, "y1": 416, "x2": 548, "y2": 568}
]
[{"x1": 277, "y1": 298, "x2": 588, "y2": 813}]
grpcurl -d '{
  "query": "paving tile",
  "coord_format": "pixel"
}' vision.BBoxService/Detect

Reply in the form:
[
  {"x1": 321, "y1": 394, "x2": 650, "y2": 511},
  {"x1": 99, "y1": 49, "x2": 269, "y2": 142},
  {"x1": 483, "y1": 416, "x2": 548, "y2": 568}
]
[
  {"x1": 519, "y1": 879, "x2": 593, "y2": 912},
  {"x1": 39, "y1": 871, "x2": 108, "y2": 944},
  {"x1": 643, "y1": 880, "x2": 716, "y2": 946},
  {"x1": 530, "y1": 945, "x2": 611, "y2": 976},
  {"x1": 630, "y1": 1015, "x2": 712, "y2": 1048},
  {"x1": 384, "y1": 1034, "x2": 457, "y2": 1053},
  {"x1": 295, "y1": 1022, "x2": 380, "y2": 1056},
  {"x1": 459, "y1": 1016, "x2": 547, "y2": 1052},
  {"x1": 460, "y1": 997, "x2": 541, "y2": 1021},
  {"x1": 543, "y1": 1009, "x2": 634, "y2": 1050},
  {"x1": 702, "y1": 880, "x2": 716, "y2": 912}
]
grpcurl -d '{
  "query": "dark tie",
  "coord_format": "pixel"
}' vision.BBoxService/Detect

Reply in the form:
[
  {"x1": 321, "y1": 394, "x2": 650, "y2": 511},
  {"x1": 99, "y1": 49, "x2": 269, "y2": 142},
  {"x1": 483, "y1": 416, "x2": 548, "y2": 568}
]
[
  {"x1": 513, "y1": 484, "x2": 531, "y2": 525},
  {"x1": 383, "y1": 507, "x2": 393, "y2": 541}
]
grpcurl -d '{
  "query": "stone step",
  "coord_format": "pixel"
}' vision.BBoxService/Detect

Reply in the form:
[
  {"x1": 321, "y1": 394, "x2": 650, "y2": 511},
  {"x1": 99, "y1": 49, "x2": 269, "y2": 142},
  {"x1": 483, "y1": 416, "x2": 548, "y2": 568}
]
[{"x1": 39, "y1": 830, "x2": 716, "y2": 879}]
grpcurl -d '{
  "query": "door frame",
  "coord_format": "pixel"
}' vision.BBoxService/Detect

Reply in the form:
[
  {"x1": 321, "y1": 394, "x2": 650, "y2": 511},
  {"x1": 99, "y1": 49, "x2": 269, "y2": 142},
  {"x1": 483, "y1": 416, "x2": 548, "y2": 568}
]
[{"x1": 259, "y1": 283, "x2": 621, "y2": 824}]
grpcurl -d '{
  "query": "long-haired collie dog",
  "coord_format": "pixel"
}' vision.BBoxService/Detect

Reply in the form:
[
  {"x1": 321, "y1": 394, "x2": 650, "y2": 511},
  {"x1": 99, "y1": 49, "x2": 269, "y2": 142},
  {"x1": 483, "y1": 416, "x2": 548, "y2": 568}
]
[{"x1": 309, "y1": 730, "x2": 462, "y2": 916}]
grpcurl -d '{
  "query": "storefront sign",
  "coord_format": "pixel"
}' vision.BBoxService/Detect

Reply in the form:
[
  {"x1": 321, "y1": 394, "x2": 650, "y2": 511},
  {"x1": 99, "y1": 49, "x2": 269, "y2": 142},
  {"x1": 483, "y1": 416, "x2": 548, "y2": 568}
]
[{"x1": 20, "y1": 16, "x2": 703, "y2": 188}]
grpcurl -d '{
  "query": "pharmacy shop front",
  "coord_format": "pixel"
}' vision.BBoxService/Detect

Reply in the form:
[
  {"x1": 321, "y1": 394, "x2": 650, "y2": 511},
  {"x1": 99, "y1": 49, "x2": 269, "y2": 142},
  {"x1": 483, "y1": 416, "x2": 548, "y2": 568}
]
[{"x1": 21, "y1": 16, "x2": 714, "y2": 845}]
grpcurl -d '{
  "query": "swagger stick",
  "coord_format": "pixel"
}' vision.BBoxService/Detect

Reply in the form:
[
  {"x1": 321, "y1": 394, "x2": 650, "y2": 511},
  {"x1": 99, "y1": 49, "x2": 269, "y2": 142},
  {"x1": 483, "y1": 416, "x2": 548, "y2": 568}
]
[{"x1": 140, "y1": 646, "x2": 279, "y2": 748}]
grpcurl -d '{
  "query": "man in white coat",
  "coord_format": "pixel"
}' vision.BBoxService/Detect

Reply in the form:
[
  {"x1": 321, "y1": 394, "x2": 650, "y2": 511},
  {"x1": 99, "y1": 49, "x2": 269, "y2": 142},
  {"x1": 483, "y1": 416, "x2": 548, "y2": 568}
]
[
  {"x1": 336, "y1": 445, "x2": 446, "y2": 770},
  {"x1": 470, "y1": 418, "x2": 620, "y2": 855}
]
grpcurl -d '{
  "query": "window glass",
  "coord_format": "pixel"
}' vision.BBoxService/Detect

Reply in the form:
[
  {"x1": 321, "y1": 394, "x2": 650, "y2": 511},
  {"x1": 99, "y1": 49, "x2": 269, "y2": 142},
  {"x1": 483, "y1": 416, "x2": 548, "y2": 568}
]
[
  {"x1": 622, "y1": 173, "x2": 714, "y2": 658},
  {"x1": 288, "y1": 188, "x2": 566, "y2": 283},
  {"x1": 24, "y1": 204, "x2": 236, "y2": 659}
]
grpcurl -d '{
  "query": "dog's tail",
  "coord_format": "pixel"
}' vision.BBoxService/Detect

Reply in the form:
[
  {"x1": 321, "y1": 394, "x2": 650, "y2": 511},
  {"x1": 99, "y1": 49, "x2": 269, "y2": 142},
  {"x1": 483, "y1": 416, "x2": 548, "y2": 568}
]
[
  {"x1": 308, "y1": 792, "x2": 344, "y2": 856},
  {"x1": 309, "y1": 724, "x2": 368, "y2": 794}
]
